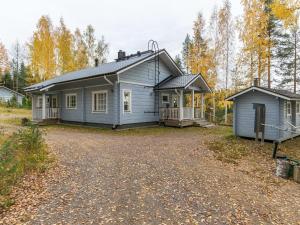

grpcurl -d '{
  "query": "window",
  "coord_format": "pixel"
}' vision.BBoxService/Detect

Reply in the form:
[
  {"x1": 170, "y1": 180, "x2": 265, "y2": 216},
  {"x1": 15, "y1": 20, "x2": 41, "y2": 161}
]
[
  {"x1": 123, "y1": 90, "x2": 132, "y2": 112},
  {"x1": 66, "y1": 94, "x2": 77, "y2": 109},
  {"x1": 297, "y1": 102, "x2": 300, "y2": 114},
  {"x1": 52, "y1": 96, "x2": 58, "y2": 108},
  {"x1": 162, "y1": 94, "x2": 169, "y2": 104},
  {"x1": 287, "y1": 101, "x2": 291, "y2": 116},
  {"x1": 36, "y1": 96, "x2": 42, "y2": 108},
  {"x1": 92, "y1": 91, "x2": 107, "y2": 113}
]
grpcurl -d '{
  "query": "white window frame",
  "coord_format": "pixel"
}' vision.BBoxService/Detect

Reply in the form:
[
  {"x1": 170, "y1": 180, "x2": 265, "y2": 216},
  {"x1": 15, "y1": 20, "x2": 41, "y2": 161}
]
[
  {"x1": 123, "y1": 89, "x2": 132, "y2": 113},
  {"x1": 92, "y1": 90, "x2": 108, "y2": 113},
  {"x1": 36, "y1": 96, "x2": 42, "y2": 108},
  {"x1": 287, "y1": 101, "x2": 292, "y2": 116},
  {"x1": 162, "y1": 93, "x2": 170, "y2": 104},
  {"x1": 297, "y1": 101, "x2": 300, "y2": 114},
  {"x1": 66, "y1": 93, "x2": 77, "y2": 109}
]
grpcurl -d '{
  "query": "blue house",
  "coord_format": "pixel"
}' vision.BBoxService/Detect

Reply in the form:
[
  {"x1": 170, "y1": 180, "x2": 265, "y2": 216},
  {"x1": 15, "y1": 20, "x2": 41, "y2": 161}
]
[
  {"x1": 0, "y1": 86, "x2": 24, "y2": 105},
  {"x1": 226, "y1": 80, "x2": 300, "y2": 142},
  {"x1": 25, "y1": 49, "x2": 211, "y2": 128}
]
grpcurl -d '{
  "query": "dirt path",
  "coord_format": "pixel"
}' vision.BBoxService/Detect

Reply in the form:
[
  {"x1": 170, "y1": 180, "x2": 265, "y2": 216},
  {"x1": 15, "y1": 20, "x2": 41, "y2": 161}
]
[{"x1": 21, "y1": 127, "x2": 299, "y2": 225}]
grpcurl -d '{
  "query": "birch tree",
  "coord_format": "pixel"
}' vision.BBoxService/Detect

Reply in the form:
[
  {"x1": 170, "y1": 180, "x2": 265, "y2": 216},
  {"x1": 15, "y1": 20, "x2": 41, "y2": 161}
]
[
  {"x1": 56, "y1": 18, "x2": 75, "y2": 74},
  {"x1": 28, "y1": 16, "x2": 56, "y2": 83},
  {"x1": 218, "y1": 0, "x2": 235, "y2": 123}
]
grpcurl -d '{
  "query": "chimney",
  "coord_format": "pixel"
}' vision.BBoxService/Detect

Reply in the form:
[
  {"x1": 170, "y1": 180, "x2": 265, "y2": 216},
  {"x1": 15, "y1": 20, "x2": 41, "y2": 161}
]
[
  {"x1": 253, "y1": 78, "x2": 259, "y2": 87},
  {"x1": 95, "y1": 58, "x2": 99, "y2": 67},
  {"x1": 118, "y1": 50, "x2": 126, "y2": 60}
]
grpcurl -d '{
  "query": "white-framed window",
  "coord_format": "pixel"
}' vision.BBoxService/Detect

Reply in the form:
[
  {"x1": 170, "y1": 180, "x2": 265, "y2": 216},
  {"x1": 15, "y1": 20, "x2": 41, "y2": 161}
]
[
  {"x1": 297, "y1": 102, "x2": 300, "y2": 114},
  {"x1": 36, "y1": 96, "x2": 42, "y2": 108},
  {"x1": 66, "y1": 94, "x2": 77, "y2": 109},
  {"x1": 287, "y1": 101, "x2": 291, "y2": 116},
  {"x1": 92, "y1": 90, "x2": 108, "y2": 113},
  {"x1": 162, "y1": 94, "x2": 169, "y2": 104},
  {"x1": 123, "y1": 89, "x2": 132, "y2": 113}
]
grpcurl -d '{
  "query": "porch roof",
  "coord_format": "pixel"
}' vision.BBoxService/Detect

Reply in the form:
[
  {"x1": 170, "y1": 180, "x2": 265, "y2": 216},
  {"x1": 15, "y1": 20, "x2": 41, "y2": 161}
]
[{"x1": 155, "y1": 74, "x2": 212, "y2": 92}]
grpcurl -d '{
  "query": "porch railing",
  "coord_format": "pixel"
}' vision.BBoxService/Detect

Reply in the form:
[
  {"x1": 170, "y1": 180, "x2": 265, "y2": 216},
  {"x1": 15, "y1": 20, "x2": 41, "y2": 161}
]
[
  {"x1": 33, "y1": 107, "x2": 60, "y2": 121},
  {"x1": 47, "y1": 108, "x2": 60, "y2": 119},
  {"x1": 160, "y1": 107, "x2": 204, "y2": 121},
  {"x1": 160, "y1": 107, "x2": 180, "y2": 120}
]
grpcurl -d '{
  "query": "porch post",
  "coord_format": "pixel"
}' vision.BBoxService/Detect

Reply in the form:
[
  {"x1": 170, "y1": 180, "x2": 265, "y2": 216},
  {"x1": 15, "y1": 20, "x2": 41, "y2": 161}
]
[
  {"x1": 201, "y1": 93, "x2": 204, "y2": 119},
  {"x1": 42, "y1": 93, "x2": 46, "y2": 120},
  {"x1": 191, "y1": 90, "x2": 194, "y2": 120},
  {"x1": 179, "y1": 90, "x2": 183, "y2": 121}
]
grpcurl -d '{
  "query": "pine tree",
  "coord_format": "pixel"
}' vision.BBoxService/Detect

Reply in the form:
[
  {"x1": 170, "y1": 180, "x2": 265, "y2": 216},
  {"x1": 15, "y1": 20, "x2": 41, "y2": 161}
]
[
  {"x1": 3, "y1": 70, "x2": 13, "y2": 89},
  {"x1": 174, "y1": 55, "x2": 183, "y2": 70},
  {"x1": 56, "y1": 18, "x2": 75, "y2": 74},
  {"x1": 28, "y1": 15, "x2": 56, "y2": 83},
  {"x1": 182, "y1": 34, "x2": 191, "y2": 73}
]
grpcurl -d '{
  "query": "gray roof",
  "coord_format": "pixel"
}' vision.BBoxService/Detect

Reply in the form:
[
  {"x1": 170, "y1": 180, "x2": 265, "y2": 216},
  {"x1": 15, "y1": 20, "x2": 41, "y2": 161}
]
[
  {"x1": 259, "y1": 86, "x2": 300, "y2": 99},
  {"x1": 0, "y1": 86, "x2": 25, "y2": 97},
  {"x1": 226, "y1": 86, "x2": 300, "y2": 101},
  {"x1": 156, "y1": 75, "x2": 199, "y2": 89},
  {"x1": 25, "y1": 51, "x2": 155, "y2": 91}
]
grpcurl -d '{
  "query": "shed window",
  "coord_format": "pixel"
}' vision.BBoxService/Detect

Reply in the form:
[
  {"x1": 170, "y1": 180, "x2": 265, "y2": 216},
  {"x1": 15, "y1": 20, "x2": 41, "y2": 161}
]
[
  {"x1": 123, "y1": 90, "x2": 132, "y2": 112},
  {"x1": 162, "y1": 94, "x2": 169, "y2": 104},
  {"x1": 66, "y1": 94, "x2": 77, "y2": 109},
  {"x1": 92, "y1": 91, "x2": 107, "y2": 113},
  {"x1": 287, "y1": 102, "x2": 291, "y2": 116},
  {"x1": 297, "y1": 102, "x2": 300, "y2": 114}
]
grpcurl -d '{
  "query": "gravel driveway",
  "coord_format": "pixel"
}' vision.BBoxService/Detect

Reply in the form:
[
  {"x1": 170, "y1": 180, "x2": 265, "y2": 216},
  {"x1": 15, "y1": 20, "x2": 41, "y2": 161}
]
[{"x1": 26, "y1": 127, "x2": 299, "y2": 225}]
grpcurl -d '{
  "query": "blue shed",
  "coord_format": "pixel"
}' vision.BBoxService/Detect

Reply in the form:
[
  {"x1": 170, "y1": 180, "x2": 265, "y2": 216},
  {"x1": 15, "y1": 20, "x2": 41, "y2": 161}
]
[{"x1": 226, "y1": 83, "x2": 300, "y2": 142}]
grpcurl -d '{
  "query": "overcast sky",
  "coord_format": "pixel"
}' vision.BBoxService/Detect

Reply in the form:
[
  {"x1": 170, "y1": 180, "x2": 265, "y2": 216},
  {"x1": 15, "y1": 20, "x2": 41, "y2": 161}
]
[{"x1": 0, "y1": 0, "x2": 242, "y2": 61}]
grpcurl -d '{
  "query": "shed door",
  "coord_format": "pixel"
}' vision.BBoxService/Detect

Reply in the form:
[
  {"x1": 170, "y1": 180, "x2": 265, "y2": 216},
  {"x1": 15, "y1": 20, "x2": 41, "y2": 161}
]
[{"x1": 253, "y1": 103, "x2": 265, "y2": 133}]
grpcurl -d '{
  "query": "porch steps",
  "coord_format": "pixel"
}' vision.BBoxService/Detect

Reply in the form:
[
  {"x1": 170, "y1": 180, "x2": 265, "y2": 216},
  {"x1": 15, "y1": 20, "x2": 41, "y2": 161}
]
[{"x1": 193, "y1": 119, "x2": 215, "y2": 128}]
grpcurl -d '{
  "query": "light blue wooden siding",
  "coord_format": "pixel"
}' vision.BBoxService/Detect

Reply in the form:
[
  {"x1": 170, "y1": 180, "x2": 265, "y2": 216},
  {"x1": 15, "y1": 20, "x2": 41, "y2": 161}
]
[
  {"x1": 120, "y1": 60, "x2": 172, "y2": 85},
  {"x1": 0, "y1": 87, "x2": 23, "y2": 104},
  {"x1": 84, "y1": 86, "x2": 114, "y2": 124},
  {"x1": 119, "y1": 82, "x2": 158, "y2": 124},
  {"x1": 235, "y1": 91, "x2": 280, "y2": 140},
  {"x1": 60, "y1": 89, "x2": 83, "y2": 122},
  {"x1": 54, "y1": 76, "x2": 117, "y2": 125}
]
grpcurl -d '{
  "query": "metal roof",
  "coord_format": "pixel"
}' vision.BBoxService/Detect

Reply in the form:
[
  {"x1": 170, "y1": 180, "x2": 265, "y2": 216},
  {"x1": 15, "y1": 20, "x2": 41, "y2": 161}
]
[
  {"x1": 25, "y1": 50, "x2": 158, "y2": 92},
  {"x1": 0, "y1": 86, "x2": 25, "y2": 97},
  {"x1": 155, "y1": 74, "x2": 212, "y2": 92},
  {"x1": 226, "y1": 86, "x2": 300, "y2": 101},
  {"x1": 157, "y1": 75, "x2": 198, "y2": 89}
]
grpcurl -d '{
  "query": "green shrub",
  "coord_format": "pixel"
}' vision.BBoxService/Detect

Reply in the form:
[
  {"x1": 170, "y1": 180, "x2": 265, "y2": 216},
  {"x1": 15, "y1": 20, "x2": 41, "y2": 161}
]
[{"x1": 0, "y1": 125, "x2": 50, "y2": 211}]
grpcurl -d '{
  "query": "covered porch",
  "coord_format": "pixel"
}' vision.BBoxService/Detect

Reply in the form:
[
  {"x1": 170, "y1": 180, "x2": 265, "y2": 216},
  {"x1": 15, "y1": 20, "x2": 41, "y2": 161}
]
[
  {"x1": 32, "y1": 93, "x2": 60, "y2": 122},
  {"x1": 156, "y1": 74, "x2": 212, "y2": 127}
]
